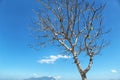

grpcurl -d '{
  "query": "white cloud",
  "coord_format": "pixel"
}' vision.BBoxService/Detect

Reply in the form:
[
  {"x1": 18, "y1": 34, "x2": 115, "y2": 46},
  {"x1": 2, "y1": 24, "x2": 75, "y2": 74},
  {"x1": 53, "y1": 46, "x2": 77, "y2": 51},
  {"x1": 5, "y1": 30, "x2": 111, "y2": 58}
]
[
  {"x1": 111, "y1": 69, "x2": 118, "y2": 73},
  {"x1": 38, "y1": 55, "x2": 71, "y2": 64},
  {"x1": 54, "y1": 76, "x2": 61, "y2": 80},
  {"x1": 33, "y1": 73, "x2": 38, "y2": 76},
  {"x1": 32, "y1": 73, "x2": 41, "y2": 78}
]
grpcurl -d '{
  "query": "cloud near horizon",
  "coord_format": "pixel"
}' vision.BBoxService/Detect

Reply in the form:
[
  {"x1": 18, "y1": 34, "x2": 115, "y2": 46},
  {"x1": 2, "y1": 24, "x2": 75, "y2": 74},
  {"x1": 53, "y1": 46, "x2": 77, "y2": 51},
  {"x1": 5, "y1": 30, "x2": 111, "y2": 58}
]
[
  {"x1": 54, "y1": 76, "x2": 61, "y2": 80},
  {"x1": 111, "y1": 69, "x2": 118, "y2": 73},
  {"x1": 38, "y1": 55, "x2": 71, "y2": 64},
  {"x1": 24, "y1": 76, "x2": 56, "y2": 80}
]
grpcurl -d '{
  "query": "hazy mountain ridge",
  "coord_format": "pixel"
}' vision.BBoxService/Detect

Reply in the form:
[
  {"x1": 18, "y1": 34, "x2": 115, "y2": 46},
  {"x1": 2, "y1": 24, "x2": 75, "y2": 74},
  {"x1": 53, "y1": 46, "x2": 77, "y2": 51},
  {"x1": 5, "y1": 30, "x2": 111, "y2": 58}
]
[{"x1": 24, "y1": 76, "x2": 56, "y2": 80}]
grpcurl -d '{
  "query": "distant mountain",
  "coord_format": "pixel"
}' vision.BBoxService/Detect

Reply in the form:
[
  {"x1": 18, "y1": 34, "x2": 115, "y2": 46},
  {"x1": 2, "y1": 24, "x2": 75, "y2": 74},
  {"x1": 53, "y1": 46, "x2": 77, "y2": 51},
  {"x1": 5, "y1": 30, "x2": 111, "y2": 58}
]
[{"x1": 24, "y1": 76, "x2": 56, "y2": 80}]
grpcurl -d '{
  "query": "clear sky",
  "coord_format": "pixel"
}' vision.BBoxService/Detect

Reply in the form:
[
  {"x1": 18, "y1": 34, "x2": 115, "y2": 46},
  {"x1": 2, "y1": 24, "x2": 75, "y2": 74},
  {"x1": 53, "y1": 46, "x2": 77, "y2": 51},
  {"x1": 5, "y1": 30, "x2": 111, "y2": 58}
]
[{"x1": 0, "y1": 0, "x2": 120, "y2": 80}]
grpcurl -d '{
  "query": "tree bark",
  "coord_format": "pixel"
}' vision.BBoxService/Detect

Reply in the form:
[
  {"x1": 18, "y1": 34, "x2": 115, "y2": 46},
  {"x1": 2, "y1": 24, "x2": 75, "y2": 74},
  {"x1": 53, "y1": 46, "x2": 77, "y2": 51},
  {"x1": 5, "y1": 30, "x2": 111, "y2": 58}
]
[
  {"x1": 74, "y1": 56, "x2": 87, "y2": 80},
  {"x1": 73, "y1": 54, "x2": 83, "y2": 74},
  {"x1": 73, "y1": 53, "x2": 93, "y2": 80},
  {"x1": 81, "y1": 74, "x2": 87, "y2": 80},
  {"x1": 73, "y1": 53, "x2": 88, "y2": 80}
]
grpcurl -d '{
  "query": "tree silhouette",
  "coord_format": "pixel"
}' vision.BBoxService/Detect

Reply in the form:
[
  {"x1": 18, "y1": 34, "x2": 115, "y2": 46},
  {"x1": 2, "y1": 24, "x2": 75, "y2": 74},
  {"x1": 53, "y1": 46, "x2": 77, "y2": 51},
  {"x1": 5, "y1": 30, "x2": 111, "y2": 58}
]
[{"x1": 31, "y1": 0, "x2": 108, "y2": 80}]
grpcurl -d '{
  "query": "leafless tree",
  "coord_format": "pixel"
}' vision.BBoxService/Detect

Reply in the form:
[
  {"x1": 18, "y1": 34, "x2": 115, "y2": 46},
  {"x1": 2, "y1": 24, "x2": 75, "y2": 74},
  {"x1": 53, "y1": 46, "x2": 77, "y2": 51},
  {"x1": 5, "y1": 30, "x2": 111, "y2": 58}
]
[{"x1": 31, "y1": 0, "x2": 108, "y2": 80}]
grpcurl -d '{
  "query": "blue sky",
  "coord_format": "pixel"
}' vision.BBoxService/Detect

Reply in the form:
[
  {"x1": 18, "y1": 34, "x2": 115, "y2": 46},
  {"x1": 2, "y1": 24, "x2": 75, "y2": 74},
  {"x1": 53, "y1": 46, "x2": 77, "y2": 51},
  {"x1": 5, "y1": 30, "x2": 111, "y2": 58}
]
[{"x1": 0, "y1": 0, "x2": 120, "y2": 80}]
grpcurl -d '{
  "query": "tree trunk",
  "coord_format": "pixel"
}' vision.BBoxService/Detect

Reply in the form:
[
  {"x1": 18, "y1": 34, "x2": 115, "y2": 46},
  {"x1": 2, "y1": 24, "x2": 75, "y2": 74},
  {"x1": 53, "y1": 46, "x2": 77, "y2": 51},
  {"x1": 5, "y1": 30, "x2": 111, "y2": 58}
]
[
  {"x1": 81, "y1": 73, "x2": 87, "y2": 80},
  {"x1": 73, "y1": 54, "x2": 87, "y2": 80},
  {"x1": 73, "y1": 52, "x2": 94, "y2": 80},
  {"x1": 75, "y1": 62, "x2": 87, "y2": 80}
]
